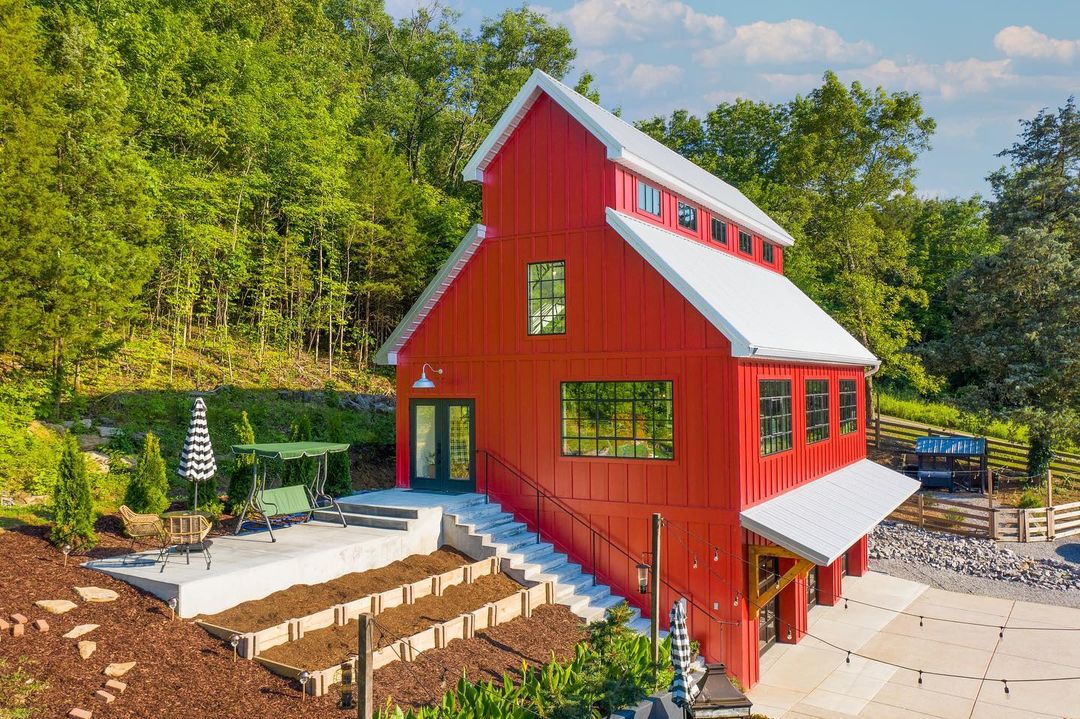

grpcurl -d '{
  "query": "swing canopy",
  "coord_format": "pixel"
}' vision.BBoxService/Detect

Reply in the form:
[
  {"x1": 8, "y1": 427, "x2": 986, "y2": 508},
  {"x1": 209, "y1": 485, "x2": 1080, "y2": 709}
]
[{"x1": 231, "y1": 442, "x2": 350, "y2": 460}]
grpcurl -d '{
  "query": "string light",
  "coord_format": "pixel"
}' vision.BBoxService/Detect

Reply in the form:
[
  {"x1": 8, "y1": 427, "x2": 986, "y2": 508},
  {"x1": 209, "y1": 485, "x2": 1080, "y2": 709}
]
[
  {"x1": 786, "y1": 627, "x2": 793, "y2": 641},
  {"x1": 919, "y1": 616, "x2": 924, "y2": 627},
  {"x1": 713, "y1": 548, "x2": 719, "y2": 562},
  {"x1": 918, "y1": 670, "x2": 923, "y2": 685},
  {"x1": 846, "y1": 651, "x2": 851, "y2": 664},
  {"x1": 1003, "y1": 680, "x2": 1010, "y2": 695},
  {"x1": 733, "y1": 593, "x2": 739, "y2": 607},
  {"x1": 693, "y1": 555, "x2": 699, "y2": 569}
]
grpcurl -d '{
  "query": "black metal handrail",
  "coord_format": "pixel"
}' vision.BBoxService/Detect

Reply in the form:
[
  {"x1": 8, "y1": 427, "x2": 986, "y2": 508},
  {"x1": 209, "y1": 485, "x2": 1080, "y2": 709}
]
[{"x1": 475, "y1": 448, "x2": 733, "y2": 630}]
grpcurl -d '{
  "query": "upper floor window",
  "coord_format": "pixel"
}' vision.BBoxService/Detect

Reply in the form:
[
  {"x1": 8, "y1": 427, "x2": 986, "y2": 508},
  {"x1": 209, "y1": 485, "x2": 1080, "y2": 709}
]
[
  {"x1": 561, "y1": 381, "x2": 674, "y2": 460},
  {"x1": 762, "y1": 242, "x2": 775, "y2": 264},
  {"x1": 839, "y1": 379, "x2": 858, "y2": 434},
  {"x1": 806, "y1": 379, "x2": 830, "y2": 444},
  {"x1": 527, "y1": 261, "x2": 565, "y2": 335},
  {"x1": 711, "y1": 217, "x2": 727, "y2": 245},
  {"x1": 678, "y1": 202, "x2": 697, "y2": 232},
  {"x1": 759, "y1": 380, "x2": 792, "y2": 456},
  {"x1": 637, "y1": 180, "x2": 661, "y2": 217},
  {"x1": 738, "y1": 230, "x2": 753, "y2": 255}
]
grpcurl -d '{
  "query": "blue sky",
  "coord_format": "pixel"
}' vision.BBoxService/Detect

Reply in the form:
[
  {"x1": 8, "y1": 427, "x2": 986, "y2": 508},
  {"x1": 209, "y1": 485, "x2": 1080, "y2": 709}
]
[{"x1": 390, "y1": 0, "x2": 1080, "y2": 198}]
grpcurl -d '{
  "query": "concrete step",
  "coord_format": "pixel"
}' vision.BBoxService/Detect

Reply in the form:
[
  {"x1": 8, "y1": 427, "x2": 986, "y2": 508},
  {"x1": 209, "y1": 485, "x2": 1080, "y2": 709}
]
[
  {"x1": 313, "y1": 510, "x2": 409, "y2": 531},
  {"x1": 333, "y1": 502, "x2": 420, "y2": 520},
  {"x1": 485, "y1": 522, "x2": 528, "y2": 542},
  {"x1": 452, "y1": 504, "x2": 505, "y2": 524},
  {"x1": 472, "y1": 513, "x2": 517, "y2": 533},
  {"x1": 629, "y1": 617, "x2": 651, "y2": 635}
]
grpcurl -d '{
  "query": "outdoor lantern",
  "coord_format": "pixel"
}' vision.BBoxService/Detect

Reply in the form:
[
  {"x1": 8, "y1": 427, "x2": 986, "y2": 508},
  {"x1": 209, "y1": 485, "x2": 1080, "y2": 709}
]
[
  {"x1": 229, "y1": 634, "x2": 240, "y2": 662},
  {"x1": 299, "y1": 670, "x2": 311, "y2": 701},
  {"x1": 637, "y1": 561, "x2": 650, "y2": 593},
  {"x1": 61, "y1": 543, "x2": 71, "y2": 567},
  {"x1": 689, "y1": 663, "x2": 752, "y2": 717},
  {"x1": 413, "y1": 363, "x2": 443, "y2": 389},
  {"x1": 167, "y1": 597, "x2": 178, "y2": 620}
]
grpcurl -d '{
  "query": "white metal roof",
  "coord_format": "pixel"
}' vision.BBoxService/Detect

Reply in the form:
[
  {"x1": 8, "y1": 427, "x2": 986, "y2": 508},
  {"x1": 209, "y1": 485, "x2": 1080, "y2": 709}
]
[
  {"x1": 462, "y1": 69, "x2": 796, "y2": 248},
  {"x1": 607, "y1": 210, "x2": 879, "y2": 367},
  {"x1": 374, "y1": 224, "x2": 486, "y2": 365},
  {"x1": 740, "y1": 459, "x2": 920, "y2": 566}
]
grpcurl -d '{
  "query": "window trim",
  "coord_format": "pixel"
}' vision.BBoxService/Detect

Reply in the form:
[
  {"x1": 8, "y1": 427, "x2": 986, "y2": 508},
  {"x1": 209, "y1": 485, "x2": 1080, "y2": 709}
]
[
  {"x1": 839, "y1": 379, "x2": 858, "y2": 435},
  {"x1": 526, "y1": 260, "x2": 566, "y2": 336},
  {"x1": 637, "y1": 179, "x2": 662, "y2": 217},
  {"x1": 805, "y1": 379, "x2": 830, "y2": 444},
  {"x1": 759, "y1": 379, "x2": 793, "y2": 456},
  {"x1": 677, "y1": 201, "x2": 698, "y2": 232},
  {"x1": 738, "y1": 230, "x2": 753, "y2": 255},
  {"x1": 710, "y1": 217, "x2": 728, "y2": 246},
  {"x1": 560, "y1": 380, "x2": 675, "y2": 461}
]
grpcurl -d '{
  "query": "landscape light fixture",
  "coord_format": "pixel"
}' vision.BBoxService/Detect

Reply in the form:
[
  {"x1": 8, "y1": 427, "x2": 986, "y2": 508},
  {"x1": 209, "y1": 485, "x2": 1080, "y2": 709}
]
[
  {"x1": 412, "y1": 363, "x2": 443, "y2": 390},
  {"x1": 167, "y1": 597, "x2": 178, "y2": 620},
  {"x1": 61, "y1": 543, "x2": 72, "y2": 567},
  {"x1": 229, "y1": 634, "x2": 240, "y2": 663},
  {"x1": 299, "y1": 670, "x2": 311, "y2": 701},
  {"x1": 636, "y1": 561, "x2": 650, "y2": 594}
]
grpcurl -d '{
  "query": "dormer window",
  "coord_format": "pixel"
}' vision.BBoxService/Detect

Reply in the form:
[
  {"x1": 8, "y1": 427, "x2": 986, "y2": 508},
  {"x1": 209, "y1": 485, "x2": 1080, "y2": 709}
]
[
  {"x1": 637, "y1": 180, "x2": 661, "y2": 216},
  {"x1": 763, "y1": 242, "x2": 775, "y2": 264},
  {"x1": 711, "y1": 218, "x2": 727, "y2": 245},
  {"x1": 738, "y1": 230, "x2": 753, "y2": 255},
  {"x1": 677, "y1": 202, "x2": 697, "y2": 231}
]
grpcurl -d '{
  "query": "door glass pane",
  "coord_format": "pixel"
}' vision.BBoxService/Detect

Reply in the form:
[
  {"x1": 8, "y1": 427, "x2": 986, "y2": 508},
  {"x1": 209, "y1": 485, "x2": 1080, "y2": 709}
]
[
  {"x1": 414, "y1": 405, "x2": 437, "y2": 479},
  {"x1": 448, "y1": 404, "x2": 472, "y2": 480}
]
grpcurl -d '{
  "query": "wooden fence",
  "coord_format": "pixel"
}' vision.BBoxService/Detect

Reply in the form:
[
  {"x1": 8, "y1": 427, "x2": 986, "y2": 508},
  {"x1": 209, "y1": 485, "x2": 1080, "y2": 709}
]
[
  {"x1": 888, "y1": 494, "x2": 1080, "y2": 542},
  {"x1": 872, "y1": 414, "x2": 1080, "y2": 481}
]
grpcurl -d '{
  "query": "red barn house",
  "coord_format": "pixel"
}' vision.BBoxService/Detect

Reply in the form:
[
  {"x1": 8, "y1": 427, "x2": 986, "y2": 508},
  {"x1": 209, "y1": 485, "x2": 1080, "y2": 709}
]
[{"x1": 376, "y1": 70, "x2": 918, "y2": 687}]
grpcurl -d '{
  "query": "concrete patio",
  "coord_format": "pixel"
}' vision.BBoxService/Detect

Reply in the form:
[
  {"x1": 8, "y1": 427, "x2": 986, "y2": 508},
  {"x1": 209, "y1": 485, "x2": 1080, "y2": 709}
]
[{"x1": 749, "y1": 572, "x2": 1080, "y2": 718}]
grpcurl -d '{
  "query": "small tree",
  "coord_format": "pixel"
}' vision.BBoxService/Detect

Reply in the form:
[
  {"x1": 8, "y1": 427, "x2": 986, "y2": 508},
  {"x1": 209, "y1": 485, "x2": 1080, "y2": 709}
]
[
  {"x1": 226, "y1": 411, "x2": 255, "y2": 513},
  {"x1": 124, "y1": 432, "x2": 170, "y2": 514},
  {"x1": 50, "y1": 434, "x2": 96, "y2": 549}
]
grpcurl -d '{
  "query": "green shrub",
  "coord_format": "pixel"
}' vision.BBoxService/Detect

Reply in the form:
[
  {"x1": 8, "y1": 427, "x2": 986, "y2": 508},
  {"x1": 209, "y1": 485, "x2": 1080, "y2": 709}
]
[
  {"x1": 226, "y1": 411, "x2": 256, "y2": 513},
  {"x1": 282, "y1": 414, "x2": 314, "y2": 487},
  {"x1": 50, "y1": 434, "x2": 97, "y2": 549},
  {"x1": 1017, "y1": 489, "x2": 1043, "y2": 509},
  {"x1": 124, "y1": 432, "x2": 170, "y2": 514}
]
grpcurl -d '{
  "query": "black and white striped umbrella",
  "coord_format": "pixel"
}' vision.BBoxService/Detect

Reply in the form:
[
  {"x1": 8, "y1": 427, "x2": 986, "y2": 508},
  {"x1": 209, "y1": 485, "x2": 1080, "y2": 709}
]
[
  {"x1": 669, "y1": 599, "x2": 692, "y2": 708},
  {"x1": 178, "y1": 397, "x2": 216, "y2": 508}
]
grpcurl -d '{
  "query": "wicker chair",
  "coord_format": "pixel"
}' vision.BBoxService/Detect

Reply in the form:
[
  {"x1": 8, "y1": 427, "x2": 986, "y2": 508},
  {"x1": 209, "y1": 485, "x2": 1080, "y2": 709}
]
[
  {"x1": 118, "y1": 505, "x2": 165, "y2": 561},
  {"x1": 158, "y1": 514, "x2": 213, "y2": 573}
]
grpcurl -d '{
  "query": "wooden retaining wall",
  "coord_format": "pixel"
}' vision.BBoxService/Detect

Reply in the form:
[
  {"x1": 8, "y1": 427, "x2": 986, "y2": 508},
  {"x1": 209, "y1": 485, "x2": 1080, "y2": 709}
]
[
  {"x1": 257, "y1": 580, "x2": 556, "y2": 697},
  {"x1": 197, "y1": 556, "x2": 501, "y2": 658}
]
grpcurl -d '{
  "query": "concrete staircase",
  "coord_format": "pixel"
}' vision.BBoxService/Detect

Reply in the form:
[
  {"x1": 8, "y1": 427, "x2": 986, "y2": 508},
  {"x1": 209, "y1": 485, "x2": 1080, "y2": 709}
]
[
  {"x1": 442, "y1": 495, "x2": 653, "y2": 635},
  {"x1": 313, "y1": 500, "x2": 417, "y2": 531}
]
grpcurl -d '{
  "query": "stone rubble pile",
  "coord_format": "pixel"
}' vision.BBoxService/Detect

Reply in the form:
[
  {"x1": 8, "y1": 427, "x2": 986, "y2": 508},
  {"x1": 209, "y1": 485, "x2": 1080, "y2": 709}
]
[{"x1": 870, "y1": 521, "x2": 1080, "y2": 591}]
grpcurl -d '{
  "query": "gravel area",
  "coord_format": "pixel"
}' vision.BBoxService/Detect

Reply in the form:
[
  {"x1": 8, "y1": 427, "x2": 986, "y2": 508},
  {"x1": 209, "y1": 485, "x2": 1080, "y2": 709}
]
[{"x1": 869, "y1": 521, "x2": 1080, "y2": 608}]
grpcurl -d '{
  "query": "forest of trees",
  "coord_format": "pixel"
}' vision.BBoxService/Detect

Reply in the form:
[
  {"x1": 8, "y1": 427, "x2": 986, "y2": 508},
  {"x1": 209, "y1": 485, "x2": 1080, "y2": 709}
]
[{"x1": 0, "y1": 0, "x2": 1076, "y2": 457}]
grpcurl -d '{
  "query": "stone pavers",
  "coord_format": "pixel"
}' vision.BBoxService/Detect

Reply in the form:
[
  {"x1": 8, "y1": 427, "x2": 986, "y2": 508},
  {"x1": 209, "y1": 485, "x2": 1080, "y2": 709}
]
[
  {"x1": 74, "y1": 586, "x2": 119, "y2": 603},
  {"x1": 36, "y1": 599, "x2": 79, "y2": 614},
  {"x1": 63, "y1": 623, "x2": 99, "y2": 639},
  {"x1": 78, "y1": 641, "x2": 97, "y2": 659}
]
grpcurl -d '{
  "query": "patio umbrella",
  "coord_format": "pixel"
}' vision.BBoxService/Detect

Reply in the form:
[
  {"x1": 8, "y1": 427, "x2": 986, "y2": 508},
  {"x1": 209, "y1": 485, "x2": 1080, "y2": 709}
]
[
  {"x1": 669, "y1": 598, "x2": 693, "y2": 708},
  {"x1": 178, "y1": 397, "x2": 217, "y2": 510}
]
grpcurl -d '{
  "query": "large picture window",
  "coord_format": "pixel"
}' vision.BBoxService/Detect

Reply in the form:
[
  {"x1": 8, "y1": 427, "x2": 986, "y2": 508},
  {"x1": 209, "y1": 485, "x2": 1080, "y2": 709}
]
[
  {"x1": 527, "y1": 261, "x2": 566, "y2": 335},
  {"x1": 806, "y1": 379, "x2": 830, "y2": 444},
  {"x1": 561, "y1": 381, "x2": 674, "y2": 460},
  {"x1": 759, "y1": 380, "x2": 792, "y2": 456},
  {"x1": 839, "y1": 379, "x2": 858, "y2": 434}
]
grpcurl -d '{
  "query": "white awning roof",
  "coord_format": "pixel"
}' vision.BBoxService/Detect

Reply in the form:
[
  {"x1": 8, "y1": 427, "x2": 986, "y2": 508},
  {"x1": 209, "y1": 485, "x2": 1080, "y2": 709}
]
[
  {"x1": 740, "y1": 459, "x2": 920, "y2": 566},
  {"x1": 463, "y1": 69, "x2": 796, "y2": 248},
  {"x1": 607, "y1": 210, "x2": 879, "y2": 367}
]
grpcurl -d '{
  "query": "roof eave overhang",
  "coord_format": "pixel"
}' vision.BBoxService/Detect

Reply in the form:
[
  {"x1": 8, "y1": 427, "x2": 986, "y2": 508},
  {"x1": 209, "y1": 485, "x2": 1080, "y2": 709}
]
[
  {"x1": 739, "y1": 346, "x2": 880, "y2": 369},
  {"x1": 374, "y1": 224, "x2": 487, "y2": 366}
]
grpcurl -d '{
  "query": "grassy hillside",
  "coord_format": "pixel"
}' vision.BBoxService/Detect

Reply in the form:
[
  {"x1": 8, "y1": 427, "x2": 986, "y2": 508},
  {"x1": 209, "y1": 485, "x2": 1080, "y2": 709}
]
[{"x1": 0, "y1": 330, "x2": 397, "y2": 525}]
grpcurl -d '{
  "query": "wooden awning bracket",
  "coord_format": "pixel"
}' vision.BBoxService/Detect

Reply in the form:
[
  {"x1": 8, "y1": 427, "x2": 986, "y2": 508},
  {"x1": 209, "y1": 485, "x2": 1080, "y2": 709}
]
[{"x1": 748, "y1": 545, "x2": 812, "y2": 616}]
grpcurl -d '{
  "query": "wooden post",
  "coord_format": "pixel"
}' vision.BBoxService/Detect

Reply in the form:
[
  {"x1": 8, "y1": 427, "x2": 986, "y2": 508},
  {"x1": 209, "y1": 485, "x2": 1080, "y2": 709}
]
[
  {"x1": 650, "y1": 513, "x2": 661, "y2": 678},
  {"x1": 357, "y1": 613, "x2": 373, "y2": 719},
  {"x1": 874, "y1": 396, "x2": 881, "y2": 448},
  {"x1": 917, "y1": 494, "x2": 925, "y2": 529},
  {"x1": 1046, "y1": 468, "x2": 1054, "y2": 509}
]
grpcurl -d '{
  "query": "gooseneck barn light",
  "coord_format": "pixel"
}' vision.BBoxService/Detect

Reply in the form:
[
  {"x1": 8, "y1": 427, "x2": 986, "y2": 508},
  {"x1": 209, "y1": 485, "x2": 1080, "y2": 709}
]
[{"x1": 412, "y1": 363, "x2": 443, "y2": 390}]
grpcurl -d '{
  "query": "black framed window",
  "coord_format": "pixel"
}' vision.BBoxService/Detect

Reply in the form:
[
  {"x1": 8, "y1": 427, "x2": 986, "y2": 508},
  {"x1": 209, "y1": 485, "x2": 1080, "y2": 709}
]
[
  {"x1": 561, "y1": 381, "x2": 674, "y2": 460},
  {"x1": 762, "y1": 242, "x2": 775, "y2": 264},
  {"x1": 527, "y1": 261, "x2": 566, "y2": 335},
  {"x1": 710, "y1": 217, "x2": 727, "y2": 245},
  {"x1": 677, "y1": 202, "x2": 697, "y2": 231},
  {"x1": 839, "y1": 379, "x2": 858, "y2": 435},
  {"x1": 759, "y1": 380, "x2": 792, "y2": 456},
  {"x1": 637, "y1": 180, "x2": 661, "y2": 216},
  {"x1": 806, "y1": 379, "x2": 830, "y2": 444},
  {"x1": 738, "y1": 230, "x2": 753, "y2": 255}
]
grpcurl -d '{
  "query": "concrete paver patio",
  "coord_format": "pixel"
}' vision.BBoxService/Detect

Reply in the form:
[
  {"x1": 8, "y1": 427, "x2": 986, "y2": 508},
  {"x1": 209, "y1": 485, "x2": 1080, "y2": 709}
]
[{"x1": 748, "y1": 572, "x2": 1080, "y2": 719}]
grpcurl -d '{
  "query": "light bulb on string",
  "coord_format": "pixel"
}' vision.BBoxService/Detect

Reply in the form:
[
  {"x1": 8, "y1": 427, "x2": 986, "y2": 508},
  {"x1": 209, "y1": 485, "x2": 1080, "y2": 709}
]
[
  {"x1": 917, "y1": 671, "x2": 923, "y2": 685},
  {"x1": 713, "y1": 548, "x2": 719, "y2": 562}
]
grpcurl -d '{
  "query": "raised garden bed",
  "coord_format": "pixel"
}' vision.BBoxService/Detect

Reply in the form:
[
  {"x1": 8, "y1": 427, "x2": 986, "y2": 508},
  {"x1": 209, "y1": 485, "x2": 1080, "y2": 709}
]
[
  {"x1": 198, "y1": 554, "x2": 501, "y2": 658},
  {"x1": 256, "y1": 573, "x2": 553, "y2": 696}
]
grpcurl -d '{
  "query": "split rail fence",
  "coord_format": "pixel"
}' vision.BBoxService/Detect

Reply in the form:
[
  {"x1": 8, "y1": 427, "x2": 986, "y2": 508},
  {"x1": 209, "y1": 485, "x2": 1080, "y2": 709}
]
[{"x1": 888, "y1": 494, "x2": 1080, "y2": 542}]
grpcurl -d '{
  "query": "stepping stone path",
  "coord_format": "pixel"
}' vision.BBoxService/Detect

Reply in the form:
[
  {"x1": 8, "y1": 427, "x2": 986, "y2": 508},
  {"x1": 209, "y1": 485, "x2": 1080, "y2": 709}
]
[
  {"x1": 75, "y1": 587, "x2": 119, "y2": 603},
  {"x1": 64, "y1": 624, "x2": 99, "y2": 639},
  {"x1": 11, "y1": 613, "x2": 27, "y2": 624},
  {"x1": 0, "y1": 618, "x2": 9, "y2": 631},
  {"x1": 36, "y1": 599, "x2": 78, "y2": 614},
  {"x1": 104, "y1": 661, "x2": 136, "y2": 678},
  {"x1": 31, "y1": 619, "x2": 49, "y2": 633},
  {"x1": 11, "y1": 623, "x2": 24, "y2": 637},
  {"x1": 104, "y1": 680, "x2": 126, "y2": 695},
  {"x1": 67, "y1": 709, "x2": 92, "y2": 719},
  {"x1": 78, "y1": 641, "x2": 97, "y2": 660},
  {"x1": 94, "y1": 690, "x2": 115, "y2": 704}
]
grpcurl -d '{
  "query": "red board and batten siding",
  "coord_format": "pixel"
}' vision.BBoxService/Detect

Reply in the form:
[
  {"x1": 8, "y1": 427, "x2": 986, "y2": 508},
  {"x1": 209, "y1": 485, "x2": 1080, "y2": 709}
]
[
  {"x1": 613, "y1": 165, "x2": 784, "y2": 274},
  {"x1": 394, "y1": 93, "x2": 868, "y2": 688}
]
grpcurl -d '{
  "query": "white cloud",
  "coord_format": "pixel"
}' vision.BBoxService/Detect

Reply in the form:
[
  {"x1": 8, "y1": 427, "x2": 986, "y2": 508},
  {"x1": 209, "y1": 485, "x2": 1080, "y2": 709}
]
[
  {"x1": 699, "y1": 19, "x2": 874, "y2": 66},
  {"x1": 556, "y1": 0, "x2": 729, "y2": 47},
  {"x1": 994, "y1": 26, "x2": 1080, "y2": 63},
  {"x1": 625, "y1": 63, "x2": 683, "y2": 94},
  {"x1": 847, "y1": 58, "x2": 1015, "y2": 100}
]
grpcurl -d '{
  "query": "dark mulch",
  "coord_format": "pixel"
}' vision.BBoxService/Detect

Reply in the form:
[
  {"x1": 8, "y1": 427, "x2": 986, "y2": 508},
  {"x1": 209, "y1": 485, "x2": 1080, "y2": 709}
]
[
  {"x1": 260, "y1": 573, "x2": 523, "y2": 670},
  {"x1": 374, "y1": 604, "x2": 585, "y2": 710},
  {"x1": 203, "y1": 546, "x2": 473, "y2": 632}
]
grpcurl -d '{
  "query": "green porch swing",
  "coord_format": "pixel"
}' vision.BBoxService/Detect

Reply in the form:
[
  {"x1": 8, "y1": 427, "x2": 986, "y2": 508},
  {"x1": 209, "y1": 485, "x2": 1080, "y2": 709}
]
[{"x1": 231, "y1": 442, "x2": 349, "y2": 541}]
